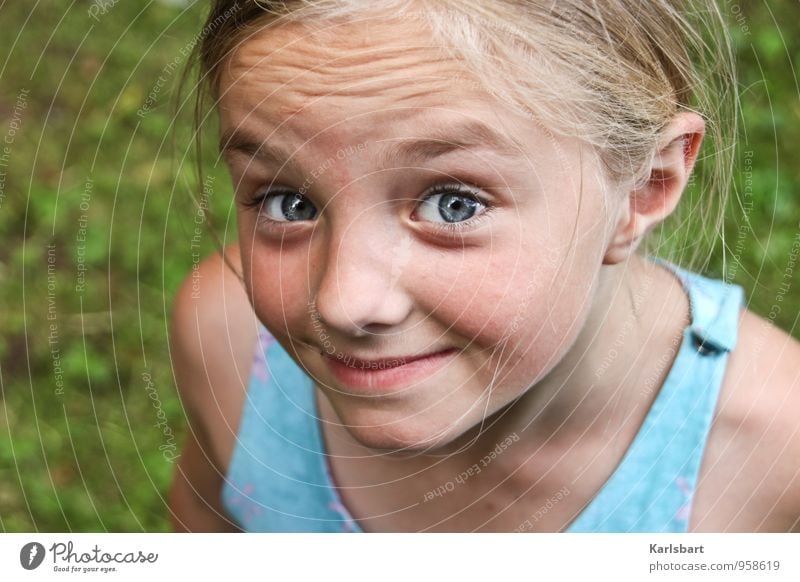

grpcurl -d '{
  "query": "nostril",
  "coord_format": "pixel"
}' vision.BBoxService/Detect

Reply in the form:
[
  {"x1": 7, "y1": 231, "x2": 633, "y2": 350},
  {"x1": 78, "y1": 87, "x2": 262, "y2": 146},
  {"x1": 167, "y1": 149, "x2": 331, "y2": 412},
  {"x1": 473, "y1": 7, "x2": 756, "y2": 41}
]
[{"x1": 308, "y1": 294, "x2": 371, "y2": 341}]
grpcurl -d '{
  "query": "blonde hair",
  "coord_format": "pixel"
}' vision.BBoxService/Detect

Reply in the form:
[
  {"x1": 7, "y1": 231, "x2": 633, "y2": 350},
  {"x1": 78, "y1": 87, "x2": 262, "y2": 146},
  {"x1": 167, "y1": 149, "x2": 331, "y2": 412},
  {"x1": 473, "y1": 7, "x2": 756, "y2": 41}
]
[{"x1": 190, "y1": 0, "x2": 737, "y2": 271}]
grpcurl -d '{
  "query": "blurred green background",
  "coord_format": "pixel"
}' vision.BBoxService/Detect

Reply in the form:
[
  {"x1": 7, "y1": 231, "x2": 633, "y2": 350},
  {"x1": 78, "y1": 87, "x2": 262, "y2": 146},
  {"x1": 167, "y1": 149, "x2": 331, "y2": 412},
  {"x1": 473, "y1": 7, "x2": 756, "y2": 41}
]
[{"x1": 0, "y1": 1, "x2": 797, "y2": 531}]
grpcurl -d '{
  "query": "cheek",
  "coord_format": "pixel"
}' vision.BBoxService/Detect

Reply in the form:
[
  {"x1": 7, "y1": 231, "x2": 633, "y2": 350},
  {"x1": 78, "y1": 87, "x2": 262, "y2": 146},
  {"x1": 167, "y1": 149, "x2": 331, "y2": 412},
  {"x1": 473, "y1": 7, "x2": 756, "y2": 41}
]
[
  {"x1": 417, "y1": 255, "x2": 584, "y2": 369},
  {"x1": 412, "y1": 247, "x2": 542, "y2": 343},
  {"x1": 239, "y1": 236, "x2": 312, "y2": 341},
  {"x1": 409, "y1": 212, "x2": 604, "y2": 387}
]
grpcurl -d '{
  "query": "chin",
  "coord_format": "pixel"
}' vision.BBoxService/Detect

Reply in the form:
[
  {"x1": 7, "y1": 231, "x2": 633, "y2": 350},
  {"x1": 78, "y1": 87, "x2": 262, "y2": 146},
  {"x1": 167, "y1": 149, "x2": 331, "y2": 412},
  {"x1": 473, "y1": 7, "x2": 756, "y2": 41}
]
[{"x1": 335, "y1": 404, "x2": 471, "y2": 453}]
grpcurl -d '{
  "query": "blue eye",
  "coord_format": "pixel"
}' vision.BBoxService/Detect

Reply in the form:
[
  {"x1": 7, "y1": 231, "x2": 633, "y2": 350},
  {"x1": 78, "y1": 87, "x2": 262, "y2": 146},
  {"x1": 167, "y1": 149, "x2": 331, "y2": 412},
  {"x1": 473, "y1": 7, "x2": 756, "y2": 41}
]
[
  {"x1": 261, "y1": 191, "x2": 318, "y2": 222},
  {"x1": 415, "y1": 184, "x2": 488, "y2": 224}
]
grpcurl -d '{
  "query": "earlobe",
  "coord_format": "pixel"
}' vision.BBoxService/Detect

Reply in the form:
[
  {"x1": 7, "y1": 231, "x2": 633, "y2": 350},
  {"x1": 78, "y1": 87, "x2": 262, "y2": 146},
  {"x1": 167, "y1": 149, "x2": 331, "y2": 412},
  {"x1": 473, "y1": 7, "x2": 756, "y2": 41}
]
[
  {"x1": 603, "y1": 112, "x2": 705, "y2": 265},
  {"x1": 603, "y1": 202, "x2": 639, "y2": 265}
]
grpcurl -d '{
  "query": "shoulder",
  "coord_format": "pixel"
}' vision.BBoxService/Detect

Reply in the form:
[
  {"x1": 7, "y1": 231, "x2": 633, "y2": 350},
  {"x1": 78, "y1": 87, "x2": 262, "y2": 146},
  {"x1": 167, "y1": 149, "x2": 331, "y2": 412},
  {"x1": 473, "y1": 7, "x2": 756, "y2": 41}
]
[
  {"x1": 170, "y1": 244, "x2": 259, "y2": 470},
  {"x1": 726, "y1": 308, "x2": 800, "y2": 451},
  {"x1": 172, "y1": 243, "x2": 257, "y2": 354},
  {"x1": 696, "y1": 307, "x2": 800, "y2": 531}
]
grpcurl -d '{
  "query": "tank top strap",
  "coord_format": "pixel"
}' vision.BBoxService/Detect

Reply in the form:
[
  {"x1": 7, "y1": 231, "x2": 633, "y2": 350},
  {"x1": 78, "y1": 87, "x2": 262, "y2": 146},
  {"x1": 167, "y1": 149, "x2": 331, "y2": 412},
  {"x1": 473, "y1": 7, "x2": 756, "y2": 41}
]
[
  {"x1": 221, "y1": 327, "x2": 358, "y2": 532},
  {"x1": 666, "y1": 260, "x2": 743, "y2": 354},
  {"x1": 566, "y1": 258, "x2": 744, "y2": 532}
]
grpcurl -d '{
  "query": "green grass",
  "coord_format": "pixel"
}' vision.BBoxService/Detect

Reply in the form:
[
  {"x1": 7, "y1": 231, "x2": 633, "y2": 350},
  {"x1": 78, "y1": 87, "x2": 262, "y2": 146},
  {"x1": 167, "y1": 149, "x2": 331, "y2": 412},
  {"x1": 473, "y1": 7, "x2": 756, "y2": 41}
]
[{"x1": 0, "y1": 1, "x2": 797, "y2": 532}]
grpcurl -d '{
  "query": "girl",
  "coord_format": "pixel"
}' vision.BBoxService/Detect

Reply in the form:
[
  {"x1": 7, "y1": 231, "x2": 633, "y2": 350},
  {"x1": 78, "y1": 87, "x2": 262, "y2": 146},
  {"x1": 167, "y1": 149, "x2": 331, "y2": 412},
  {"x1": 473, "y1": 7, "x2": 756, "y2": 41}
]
[{"x1": 168, "y1": 0, "x2": 800, "y2": 532}]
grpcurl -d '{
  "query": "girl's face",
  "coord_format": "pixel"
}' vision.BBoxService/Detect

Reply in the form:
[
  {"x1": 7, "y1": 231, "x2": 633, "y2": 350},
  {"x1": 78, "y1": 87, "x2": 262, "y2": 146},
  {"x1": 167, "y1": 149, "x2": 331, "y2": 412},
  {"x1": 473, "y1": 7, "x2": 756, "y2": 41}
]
[{"x1": 220, "y1": 18, "x2": 622, "y2": 451}]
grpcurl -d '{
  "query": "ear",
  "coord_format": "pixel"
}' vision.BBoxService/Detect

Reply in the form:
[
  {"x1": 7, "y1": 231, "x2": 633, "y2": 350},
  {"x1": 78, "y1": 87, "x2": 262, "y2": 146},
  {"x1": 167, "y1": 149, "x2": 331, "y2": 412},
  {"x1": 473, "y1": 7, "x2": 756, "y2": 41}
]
[{"x1": 603, "y1": 112, "x2": 705, "y2": 265}]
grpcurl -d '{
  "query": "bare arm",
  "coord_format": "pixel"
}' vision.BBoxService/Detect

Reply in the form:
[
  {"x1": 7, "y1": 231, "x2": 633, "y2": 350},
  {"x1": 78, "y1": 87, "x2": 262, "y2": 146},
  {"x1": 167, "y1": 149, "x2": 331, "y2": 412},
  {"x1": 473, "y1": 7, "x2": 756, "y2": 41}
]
[
  {"x1": 167, "y1": 245, "x2": 256, "y2": 532},
  {"x1": 169, "y1": 422, "x2": 241, "y2": 532}
]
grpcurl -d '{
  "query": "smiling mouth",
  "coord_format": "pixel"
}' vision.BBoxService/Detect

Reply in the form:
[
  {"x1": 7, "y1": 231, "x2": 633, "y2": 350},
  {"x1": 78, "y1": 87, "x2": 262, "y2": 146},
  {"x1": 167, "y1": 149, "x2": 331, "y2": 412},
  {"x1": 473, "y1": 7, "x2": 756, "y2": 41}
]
[
  {"x1": 321, "y1": 346, "x2": 460, "y2": 392},
  {"x1": 323, "y1": 348, "x2": 458, "y2": 370}
]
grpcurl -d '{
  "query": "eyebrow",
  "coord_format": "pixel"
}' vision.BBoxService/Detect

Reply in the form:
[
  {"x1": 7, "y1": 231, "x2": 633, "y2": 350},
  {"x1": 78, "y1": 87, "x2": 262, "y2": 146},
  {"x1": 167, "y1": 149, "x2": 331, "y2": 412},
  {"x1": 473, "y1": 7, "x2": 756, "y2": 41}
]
[{"x1": 219, "y1": 120, "x2": 525, "y2": 172}]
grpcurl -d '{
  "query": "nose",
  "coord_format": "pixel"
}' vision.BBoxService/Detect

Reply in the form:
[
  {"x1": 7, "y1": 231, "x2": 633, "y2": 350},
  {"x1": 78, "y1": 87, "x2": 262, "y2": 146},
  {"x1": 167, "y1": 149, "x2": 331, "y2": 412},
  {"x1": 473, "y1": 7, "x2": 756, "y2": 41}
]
[{"x1": 312, "y1": 220, "x2": 414, "y2": 337}]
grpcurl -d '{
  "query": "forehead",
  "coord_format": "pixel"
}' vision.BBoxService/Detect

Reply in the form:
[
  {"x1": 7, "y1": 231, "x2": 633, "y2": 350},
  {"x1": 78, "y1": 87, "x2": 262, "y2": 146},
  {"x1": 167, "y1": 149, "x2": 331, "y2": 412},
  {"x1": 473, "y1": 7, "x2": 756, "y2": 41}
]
[
  {"x1": 214, "y1": 14, "x2": 599, "y2": 184},
  {"x1": 218, "y1": 16, "x2": 517, "y2": 141}
]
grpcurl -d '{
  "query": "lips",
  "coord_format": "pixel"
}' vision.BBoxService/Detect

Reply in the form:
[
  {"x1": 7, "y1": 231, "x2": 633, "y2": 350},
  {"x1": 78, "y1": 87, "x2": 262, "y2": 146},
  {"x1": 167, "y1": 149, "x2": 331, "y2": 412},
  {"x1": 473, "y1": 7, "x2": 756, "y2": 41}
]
[
  {"x1": 324, "y1": 349, "x2": 451, "y2": 370},
  {"x1": 322, "y1": 347, "x2": 460, "y2": 392}
]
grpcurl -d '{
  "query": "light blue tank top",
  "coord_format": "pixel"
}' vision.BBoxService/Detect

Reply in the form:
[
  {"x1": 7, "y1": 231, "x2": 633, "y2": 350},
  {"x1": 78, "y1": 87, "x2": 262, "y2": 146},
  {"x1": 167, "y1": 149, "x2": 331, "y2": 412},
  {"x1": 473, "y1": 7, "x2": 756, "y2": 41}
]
[{"x1": 221, "y1": 259, "x2": 744, "y2": 532}]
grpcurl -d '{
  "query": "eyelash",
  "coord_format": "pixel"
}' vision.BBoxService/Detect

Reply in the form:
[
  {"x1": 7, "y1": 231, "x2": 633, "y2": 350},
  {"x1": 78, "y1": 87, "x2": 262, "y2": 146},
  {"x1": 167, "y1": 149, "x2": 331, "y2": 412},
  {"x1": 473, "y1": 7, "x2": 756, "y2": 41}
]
[
  {"x1": 240, "y1": 182, "x2": 495, "y2": 234},
  {"x1": 421, "y1": 183, "x2": 494, "y2": 235}
]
